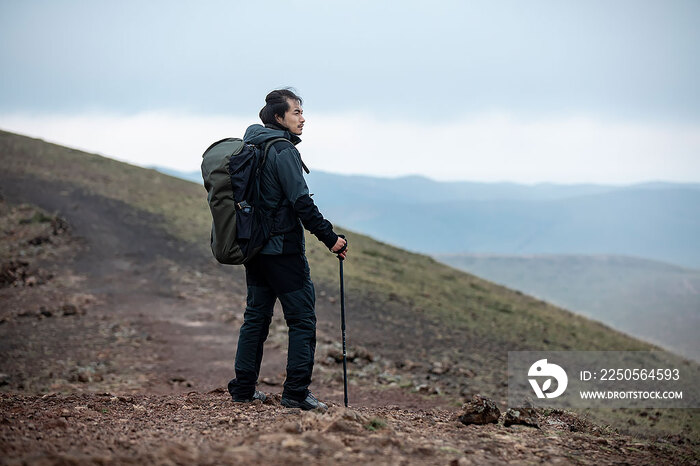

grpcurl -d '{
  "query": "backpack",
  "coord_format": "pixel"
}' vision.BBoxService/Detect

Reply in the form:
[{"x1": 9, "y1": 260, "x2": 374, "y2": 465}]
[{"x1": 201, "y1": 137, "x2": 287, "y2": 265}]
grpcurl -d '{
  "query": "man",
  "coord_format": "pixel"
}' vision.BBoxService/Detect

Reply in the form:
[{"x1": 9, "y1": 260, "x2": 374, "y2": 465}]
[{"x1": 227, "y1": 89, "x2": 348, "y2": 411}]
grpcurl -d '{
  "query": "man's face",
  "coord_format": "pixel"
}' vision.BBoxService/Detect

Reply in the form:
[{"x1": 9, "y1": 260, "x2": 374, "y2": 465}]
[{"x1": 276, "y1": 99, "x2": 305, "y2": 135}]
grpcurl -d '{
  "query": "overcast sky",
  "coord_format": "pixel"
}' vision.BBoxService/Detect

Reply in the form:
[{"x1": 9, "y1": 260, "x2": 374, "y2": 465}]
[{"x1": 1, "y1": 0, "x2": 699, "y2": 183}]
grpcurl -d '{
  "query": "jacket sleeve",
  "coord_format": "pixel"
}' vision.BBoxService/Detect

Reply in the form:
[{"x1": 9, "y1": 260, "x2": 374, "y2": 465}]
[{"x1": 273, "y1": 144, "x2": 339, "y2": 249}]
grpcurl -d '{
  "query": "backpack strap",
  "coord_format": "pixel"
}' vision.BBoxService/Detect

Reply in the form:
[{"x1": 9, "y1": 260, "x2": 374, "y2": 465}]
[
  {"x1": 263, "y1": 137, "x2": 310, "y2": 174},
  {"x1": 255, "y1": 138, "x2": 297, "y2": 217},
  {"x1": 262, "y1": 137, "x2": 290, "y2": 161}
]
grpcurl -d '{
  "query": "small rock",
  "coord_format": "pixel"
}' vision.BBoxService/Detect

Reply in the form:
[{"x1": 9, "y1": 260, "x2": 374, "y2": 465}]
[
  {"x1": 396, "y1": 359, "x2": 419, "y2": 370},
  {"x1": 261, "y1": 377, "x2": 280, "y2": 386},
  {"x1": 546, "y1": 419, "x2": 566, "y2": 428},
  {"x1": 353, "y1": 346, "x2": 374, "y2": 362},
  {"x1": 51, "y1": 217, "x2": 70, "y2": 235},
  {"x1": 281, "y1": 437, "x2": 307, "y2": 448},
  {"x1": 132, "y1": 404, "x2": 147, "y2": 413},
  {"x1": 24, "y1": 276, "x2": 38, "y2": 286},
  {"x1": 503, "y1": 408, "x2": 540, "y2": 428},
  {"x1": 326, "y1": 347, "x2": 347, "y2": 363},
  {"x1": 282, "y1": 421, "x2": 302, "y2": 433},
  {"x1": 457, "y1": 395, "x2": 500, "y2": 426},
  {"x1": 430, "y1": 361, "x2": 450, "y2": 375},
  {"x1": 457, "y1": 368, "x2": 476, "y2": 377},
  {"x1": 324, "y1": 419, "x2": 359, "y2": 434},
  {"x1": 28, "y1": 235, "x2": 51, "y2": 246},
  {"x1": 169, "y1": 376, "x2": 192, "y2": 387},
  {"x1": 61, "y1": 304, "x2": 80, "y2": 316},
  {"x1": 0, "y1": 373, "x2": 10, "y2": 386},
  {"x1": 48, "y1": 418, "x2": 69, "y2": 429}
]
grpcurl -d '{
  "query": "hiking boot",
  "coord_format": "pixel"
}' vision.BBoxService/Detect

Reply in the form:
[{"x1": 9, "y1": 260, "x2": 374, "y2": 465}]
[
  {"x1": 232, "y1": 390, "x2": 267, "y2": 403},
  {"x1": 281, "y1": 392, "x2": 328, "y2": 411}
]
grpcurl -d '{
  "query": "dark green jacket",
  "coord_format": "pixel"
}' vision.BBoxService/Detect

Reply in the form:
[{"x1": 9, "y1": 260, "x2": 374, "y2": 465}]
[{"x1": 243, "y1": 124, "x2": 338, "y2": 255}]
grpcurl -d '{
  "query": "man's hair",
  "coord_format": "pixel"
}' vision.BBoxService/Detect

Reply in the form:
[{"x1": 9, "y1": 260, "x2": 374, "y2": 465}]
[{"x1": 259, "y1": 88, "x2": 303, "y2": 126}]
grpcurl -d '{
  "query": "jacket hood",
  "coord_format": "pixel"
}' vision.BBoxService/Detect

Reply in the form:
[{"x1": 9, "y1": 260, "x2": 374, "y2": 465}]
[{"x1": 243, "y1": 124, "x2": 301, "y2": 146}]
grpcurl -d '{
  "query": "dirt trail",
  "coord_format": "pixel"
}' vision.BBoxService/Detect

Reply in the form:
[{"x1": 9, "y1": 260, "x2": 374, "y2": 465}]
[{"x1": 0, "y1": 174, "x2": 454, "y2": 406}]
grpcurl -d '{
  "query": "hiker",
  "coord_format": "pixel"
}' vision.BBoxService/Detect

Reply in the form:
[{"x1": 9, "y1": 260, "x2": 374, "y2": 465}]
[{"x1": 227, "y1": 89, "x2": 348, "y2": 411}]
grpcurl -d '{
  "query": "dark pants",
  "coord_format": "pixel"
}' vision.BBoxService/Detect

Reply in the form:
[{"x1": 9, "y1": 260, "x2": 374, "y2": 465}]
[{"x1": 228, "y1": 253, "x2": 316, "y2": 402}]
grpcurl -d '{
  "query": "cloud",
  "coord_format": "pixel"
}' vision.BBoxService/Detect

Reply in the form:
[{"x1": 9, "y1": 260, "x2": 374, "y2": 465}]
[
  {"x1": 0, "y1": 112, "x2": 250, "y2": 172},
  {"x1": 1, "y1": 111, "x2": 698, "y2": 184}
]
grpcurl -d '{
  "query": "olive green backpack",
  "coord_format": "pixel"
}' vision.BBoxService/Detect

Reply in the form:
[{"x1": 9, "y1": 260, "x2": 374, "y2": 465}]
[{"x1": 201, "y1": 137, "x2": 286, "y2": 264}]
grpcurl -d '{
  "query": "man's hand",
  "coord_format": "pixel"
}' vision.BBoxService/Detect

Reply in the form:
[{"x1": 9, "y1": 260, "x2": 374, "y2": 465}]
[{"x1": 331, "y1": 236, "x2": 348, "y2": 260}]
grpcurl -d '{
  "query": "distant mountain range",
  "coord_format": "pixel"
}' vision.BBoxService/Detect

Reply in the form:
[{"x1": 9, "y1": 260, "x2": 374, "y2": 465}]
[{"x1": 158, "y1": 167, "x2": 700, "y2": 270}]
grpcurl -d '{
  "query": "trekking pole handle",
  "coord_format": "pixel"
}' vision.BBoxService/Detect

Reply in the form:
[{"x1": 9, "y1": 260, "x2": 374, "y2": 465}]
[{"x1": 335, "y1": 234, "x2": 348, "y2": 259}]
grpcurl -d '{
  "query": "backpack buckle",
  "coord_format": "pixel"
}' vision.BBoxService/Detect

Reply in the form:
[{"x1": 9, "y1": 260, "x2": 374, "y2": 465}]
[{"x1": 237, "y1": 200, "x2": 252, "y2": 213}]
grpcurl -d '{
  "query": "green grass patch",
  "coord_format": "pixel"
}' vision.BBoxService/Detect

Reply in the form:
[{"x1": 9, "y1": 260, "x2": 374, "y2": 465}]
[
  {"x1": 19, "y1": 211, "x2": 53, "y2": 224},
  {"x1": 365, "y1": 417, "x2": 387, "y2": 431}
]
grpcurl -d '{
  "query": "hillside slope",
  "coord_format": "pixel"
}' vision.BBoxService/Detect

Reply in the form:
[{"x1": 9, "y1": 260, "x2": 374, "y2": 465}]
[
  {"x1": 1, "y1": 129, "x2": 661, "y2": 392},
  {"x1": 1, "y1": 129, "x2": 698, "y2": 463},
  {"x1": 438, "y1": 254, "x2": 700, "y2": 362}
]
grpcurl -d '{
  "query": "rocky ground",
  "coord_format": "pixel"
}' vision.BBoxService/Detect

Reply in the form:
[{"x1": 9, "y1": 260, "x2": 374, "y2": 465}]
[
  {"x1": 0, "y1": 186, "x2": 698, "y2": 464},
  {"x1": 2, "y1": 391, "x2": 690, "y2": 465}
]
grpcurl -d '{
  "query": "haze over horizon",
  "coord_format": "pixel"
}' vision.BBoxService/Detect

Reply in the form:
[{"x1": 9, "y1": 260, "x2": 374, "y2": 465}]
[{"x1": 1, "y1": 0, "x2": 699, "y2": 183}]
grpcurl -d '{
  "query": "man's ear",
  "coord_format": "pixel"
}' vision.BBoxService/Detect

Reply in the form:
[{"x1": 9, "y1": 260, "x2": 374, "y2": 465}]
[{"x1": 275, "y1": 114, "x2": 283, "y2": 125}]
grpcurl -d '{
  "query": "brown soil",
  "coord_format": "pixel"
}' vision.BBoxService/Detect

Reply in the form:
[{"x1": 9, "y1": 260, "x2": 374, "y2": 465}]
[
  {"x1": 0, "y1": 175, "x2": 698, "y2": 464},
  {"x1": 1, "y1": 391, "x2": 685, "y2": 465}
]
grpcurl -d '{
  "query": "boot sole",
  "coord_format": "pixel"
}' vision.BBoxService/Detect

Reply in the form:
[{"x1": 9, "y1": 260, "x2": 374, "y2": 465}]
[{"x1": 281, "y1": 398, "x2": 327, "y2": 411}]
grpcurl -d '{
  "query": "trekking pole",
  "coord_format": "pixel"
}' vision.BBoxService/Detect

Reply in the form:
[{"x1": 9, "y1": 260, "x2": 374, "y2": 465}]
[{"x1": 336, "y1": 235, "x2": 349, "y2": 407}]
